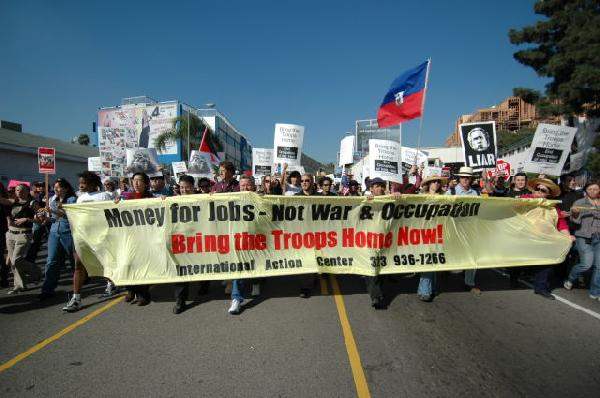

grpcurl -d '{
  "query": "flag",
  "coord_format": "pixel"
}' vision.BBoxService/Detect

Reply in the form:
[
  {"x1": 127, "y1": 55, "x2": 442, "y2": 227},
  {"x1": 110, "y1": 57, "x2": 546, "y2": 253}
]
[
  {"x1": 198, "y1": 127, "x2": 221, "y2": 167},
  {"x1": 377, "y1": 60, "x2": 429, "y2": 128}
]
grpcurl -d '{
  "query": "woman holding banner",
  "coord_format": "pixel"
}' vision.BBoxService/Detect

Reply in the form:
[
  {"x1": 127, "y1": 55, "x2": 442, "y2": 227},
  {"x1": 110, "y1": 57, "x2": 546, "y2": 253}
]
[
  {"x1": 296, "y1": 173, "x2": 319, "y2": 298},
  {"x1": 119, "y1": 172, "x2": 155, "y2": 306},
  {"x1": 519, "y1": 178, "x2": 574, "y2": 299},
  {"x1": 565, "y1": 181, "x2": 600, "y2": 300},
  {"x1": 38, "y1": 178, "x2": 77, "y2": 300},
  {"x1": 417, "y1": 175, "x2": 448, "y2": 302}
]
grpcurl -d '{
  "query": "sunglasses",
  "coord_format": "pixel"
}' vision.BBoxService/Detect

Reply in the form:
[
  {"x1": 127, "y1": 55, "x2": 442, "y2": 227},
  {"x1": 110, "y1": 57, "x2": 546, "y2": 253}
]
[
  {"x1": 301, "y1": 179, "x2": 312, "y2": 183},
  {"x1": 264, "y1": 180, "x2": 271, "y2": 183},
  {"x1": 535, "y1": 186, "x2": 550, "y2": 193}
]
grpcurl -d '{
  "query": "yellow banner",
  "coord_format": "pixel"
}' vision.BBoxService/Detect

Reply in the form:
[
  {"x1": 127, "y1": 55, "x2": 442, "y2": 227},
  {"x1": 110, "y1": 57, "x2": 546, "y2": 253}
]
[{"x1": 64, "y1": 193, "x2": 572, "y2": 286}]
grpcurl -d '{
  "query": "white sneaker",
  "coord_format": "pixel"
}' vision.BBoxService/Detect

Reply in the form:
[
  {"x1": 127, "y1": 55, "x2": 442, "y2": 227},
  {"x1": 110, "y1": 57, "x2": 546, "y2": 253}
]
[
  {"x1": 228, "y1": 299, "x2": 241, "y2": 314},
  {"x1": 251, "y1": 283, "x2": 260, "y2": 297},
  {"x1": 99, "y1": 281, "x2": 116, "y2": 298},
  {"x1": 62, "y1": 296, "x2": 81, "y2": 312},
  {"x1": 563, "y1": 280, "x2": 573, "y2": 290},
  {"x1": 590, "y1": 294, "x2": 600, "y2": 301}
]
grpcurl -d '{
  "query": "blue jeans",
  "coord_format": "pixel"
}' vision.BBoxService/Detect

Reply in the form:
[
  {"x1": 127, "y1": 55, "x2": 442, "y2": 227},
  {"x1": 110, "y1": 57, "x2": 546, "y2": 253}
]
[
  {"x1": 42, "y1": 227, "x2": 74, "y2": 294},
  {"x1": 568, "y1": 237, "x2": 600, "y2": 296},
  {"x1": 418, "y1": 272, "x2": 436, "y2": 297},
  {"x1": 232, "y1": 280, "x2": 244, "y2": 302},
  {"x1": 464, "y1": 269, "x2": 476, "y2": 287}
]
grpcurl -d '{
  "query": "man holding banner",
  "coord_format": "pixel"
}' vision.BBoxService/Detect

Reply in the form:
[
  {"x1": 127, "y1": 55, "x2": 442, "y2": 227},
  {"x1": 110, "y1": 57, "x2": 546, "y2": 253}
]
[{"x1": 446, "y1": 166, "x2": 481, "y2": 294}]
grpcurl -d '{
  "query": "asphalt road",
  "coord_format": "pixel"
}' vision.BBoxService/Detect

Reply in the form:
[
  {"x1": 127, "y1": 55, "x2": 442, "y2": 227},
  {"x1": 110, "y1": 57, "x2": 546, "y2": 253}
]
[{"x1": 1, "y1": 262, "x2": 599, "y2": 397}]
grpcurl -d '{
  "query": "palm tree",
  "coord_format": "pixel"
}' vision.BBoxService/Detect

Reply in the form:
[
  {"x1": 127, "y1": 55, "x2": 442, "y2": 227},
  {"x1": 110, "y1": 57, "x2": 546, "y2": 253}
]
[{"x1": 153, "y1": 113, "x2": 223, "y2": 161}]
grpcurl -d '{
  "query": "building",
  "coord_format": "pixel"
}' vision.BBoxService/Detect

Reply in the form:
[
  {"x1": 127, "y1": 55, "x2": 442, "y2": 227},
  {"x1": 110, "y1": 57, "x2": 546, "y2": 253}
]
[
  {"x1": 196, "y1": 108, "x2": 252, "y2": 171},
  {"x1": 445, "y1": 96, "x2": 555, "y2": 147},
  {"x1": 96, "y1": 96, "x2": 254, "y2": 174},
  {"x1": 0, "y1": 125, "x2": 99, "y2": 187}
]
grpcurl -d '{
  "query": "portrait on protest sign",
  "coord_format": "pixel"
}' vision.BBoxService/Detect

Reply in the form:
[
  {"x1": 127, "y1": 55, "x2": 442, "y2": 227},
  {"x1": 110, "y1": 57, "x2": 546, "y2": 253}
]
[
  {"x1": 187, "y1": 150, "x2": 213, "y2": 178},
  {"x1": 273, "y1": 123, "x2": 304, "y2": 165},
  {"x1": 125, "y1": 148, "x2": 161, "y2": 177},
  {"x1": 459, "y1": 121, "x2": 497, "y2": 171}
]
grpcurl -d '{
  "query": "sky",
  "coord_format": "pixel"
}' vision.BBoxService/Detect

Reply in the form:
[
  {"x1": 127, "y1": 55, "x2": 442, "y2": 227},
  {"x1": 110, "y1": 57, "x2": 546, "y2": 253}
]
[{"x1": 0, "y1": 0, "x2": 547, "y2": 164}]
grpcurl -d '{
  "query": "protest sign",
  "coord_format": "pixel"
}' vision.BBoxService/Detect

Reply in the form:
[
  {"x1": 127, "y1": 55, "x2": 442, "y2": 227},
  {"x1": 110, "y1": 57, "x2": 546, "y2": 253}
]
[
  {"x1": 252, "y1": 148, "x2": 274, "y2": 176},
  {"x1": 273, "y1": 123, "x2": 304, "y2": 165},
  {"x1": 65, "y1": 194, "x2": 572, "y2": 286},
  {"x1": 486, "y1": 160, "x2": 511, "y2": 179},
  {"x1": 459, "y1": 121, "x2": 497, "y2": 171},
  {"x1": 125, "y1": 148, "x2": 162, "y2": 177},
  {"x1": 172, "y1": 162, "x2": 188, "y2": 180},
  {"x1": 368, "y1": 139, "x2": 402, "y2": 183},
  {"x1": 187, "y1": 150, "x2": 214, "y2": 179},
  {"x1": 401, "y1": 147, "x2": 428, "y2": 166},
  {"x1": 88, "y1": 157, "x2": 102, "y2": 173},
  {"x1": 423, "y1": 166, "x2": 443, "y2": 179},
  {"x1": 339, "y1": 135, "x2": 355, "y2": 166},
  {"x1": 523, "y1": 123, "x2": 577, "y2": 176},
  {"x1": 38, "y1": 147, "x2": 55, "y2": 174}
]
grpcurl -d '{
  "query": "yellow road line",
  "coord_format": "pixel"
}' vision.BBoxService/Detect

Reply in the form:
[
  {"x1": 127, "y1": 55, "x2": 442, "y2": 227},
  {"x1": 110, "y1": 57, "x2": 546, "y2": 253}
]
[
  {"x1": 0, "y1": 295, "x2": 124, "y2": 373},
  {"x1": 320, "y1": 275, "x2": 329, "y2": 295},
  {"x1": 329, "y1": 275, "x2": 371, "y2": 398}
]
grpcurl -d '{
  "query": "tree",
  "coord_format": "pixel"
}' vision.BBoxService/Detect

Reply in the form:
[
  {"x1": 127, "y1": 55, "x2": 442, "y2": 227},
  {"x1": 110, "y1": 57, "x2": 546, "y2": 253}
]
[
  {"x1": 586, "y1": 135, "x2": 600, "y2": 177},
  {"x1": 509, "y1": 1, "x2": 600, "y2": 117},
  {"x1": 153, "y1": 112, "x2": 223, "y2": 160},
  {"x1": 73, "y1": 134, "x2": 90, "y2": 146}
]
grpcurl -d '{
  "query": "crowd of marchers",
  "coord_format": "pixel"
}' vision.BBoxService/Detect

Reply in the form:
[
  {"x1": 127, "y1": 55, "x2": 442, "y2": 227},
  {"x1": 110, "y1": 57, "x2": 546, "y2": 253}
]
[{"x1": 1, "y1": 161, "x2": 599, "y2": 315}]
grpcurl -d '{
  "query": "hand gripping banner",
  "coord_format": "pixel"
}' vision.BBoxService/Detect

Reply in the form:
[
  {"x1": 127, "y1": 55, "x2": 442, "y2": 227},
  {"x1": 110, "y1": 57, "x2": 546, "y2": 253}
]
[{"x1": 64, "y1": 193, "x2": 572, "y2": 286}]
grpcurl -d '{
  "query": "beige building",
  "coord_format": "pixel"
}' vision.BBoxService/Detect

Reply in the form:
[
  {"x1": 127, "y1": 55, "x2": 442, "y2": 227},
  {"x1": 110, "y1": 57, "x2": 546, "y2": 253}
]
[{"x1": 445, "y1": 96, "x2": 550, "y2": 147}]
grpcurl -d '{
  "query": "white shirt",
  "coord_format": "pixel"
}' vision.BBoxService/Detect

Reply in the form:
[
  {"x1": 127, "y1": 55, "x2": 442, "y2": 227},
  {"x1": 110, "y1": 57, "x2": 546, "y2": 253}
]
[{"x1": 76, "y1": 191, "x2": 113, "y2": 203}]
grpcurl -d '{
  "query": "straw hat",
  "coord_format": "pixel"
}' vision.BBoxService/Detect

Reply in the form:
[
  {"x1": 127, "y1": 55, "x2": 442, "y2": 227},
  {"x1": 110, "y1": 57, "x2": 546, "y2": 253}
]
[
  {"x1": 528, "y1": 178, "x2": 561, "y2": 198},
  {"x1": 421, "y1": 175, "x2": 448, "y2": 187},
  {"x1": 455, "y1": 166, "x2": 475, "y2": 177}
]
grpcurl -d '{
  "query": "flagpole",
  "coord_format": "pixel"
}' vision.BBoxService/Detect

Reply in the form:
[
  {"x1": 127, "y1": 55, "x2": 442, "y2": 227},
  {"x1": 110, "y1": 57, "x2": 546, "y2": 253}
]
[{"x1": 415, "y1": 58, "x2": 431, "y2": 159}]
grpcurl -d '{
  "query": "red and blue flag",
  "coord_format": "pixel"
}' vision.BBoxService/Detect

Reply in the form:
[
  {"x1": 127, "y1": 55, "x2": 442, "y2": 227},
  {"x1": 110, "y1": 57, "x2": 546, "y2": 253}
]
[{"x1": 377, "y1": 60, "x2": 429, "y2": 128}]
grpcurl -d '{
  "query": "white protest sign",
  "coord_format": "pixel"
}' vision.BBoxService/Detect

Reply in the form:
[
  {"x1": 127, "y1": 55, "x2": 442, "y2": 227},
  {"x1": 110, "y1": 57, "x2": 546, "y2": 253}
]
[
  {"x1": 401, "y1": 146, "x2": 428, "y2": 166},
  {"x1": 87, "y1": 157, "x2": 102, "y2": 173},
  {"x1": 423, "y1": 166, "x2": 443, "y2": 179},
  {"x1": 172, "y1": 161, "x2": 188, "y2": 175},
  {"x1": 339, "y1": 135, "x2": 355, "y2": 166},
  {"x1": 273, "y1": 123, "x2": 304, "y2": 165},
  {"x1": 523, "y1": 123, "x2": 577, "y2": 176},
  {"x1": 368, "y1": 139, "x2": 402, "y2": 183},
  {"x1": 252, "y1": 148, "x2": 274, "y2": 176}
]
